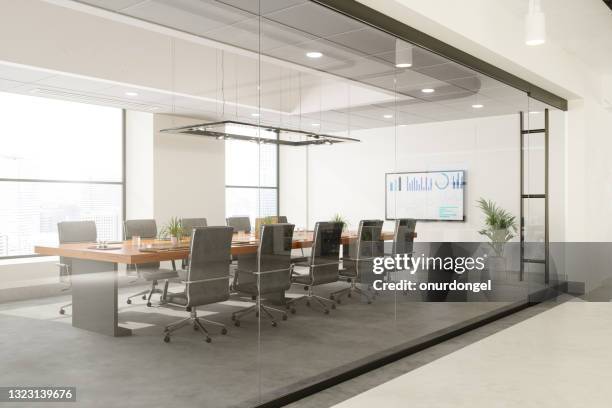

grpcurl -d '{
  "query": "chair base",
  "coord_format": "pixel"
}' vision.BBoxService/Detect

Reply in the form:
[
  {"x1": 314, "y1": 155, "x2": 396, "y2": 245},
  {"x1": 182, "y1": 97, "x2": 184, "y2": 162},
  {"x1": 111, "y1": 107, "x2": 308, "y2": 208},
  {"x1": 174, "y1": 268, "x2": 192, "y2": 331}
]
[
  {"x1": 330, "y1": 279, "x2": 375, "y2": 304},
  {"x1": 286, "y1": 287, "x2": 336, "y2": 314},
  {"x1": 231, "y1": 300, "x2": 288, "y2": 327},
  {"x1": 126, "y1": 279, "x2": 169, "y2": 307},
  {"x1": 163, "y1": 308, "x2": 227, "y2": 343},
  {"x1": 59, "y1": 303, "x2": 71, "y2": 315}
]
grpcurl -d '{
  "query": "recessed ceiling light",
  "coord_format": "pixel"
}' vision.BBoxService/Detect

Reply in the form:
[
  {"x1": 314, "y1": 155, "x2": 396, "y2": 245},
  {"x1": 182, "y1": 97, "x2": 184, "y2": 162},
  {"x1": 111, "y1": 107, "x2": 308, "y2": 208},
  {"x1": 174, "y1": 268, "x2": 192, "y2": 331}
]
[
  {"x1": 311, "y1": 123, "x2": 320, "y2": 127},
  {"x1": 472, "y1": 104, "x2": 484, "y2": 109},
  {"x1": 251, "y1": 113, "x2": 260, "y2": 117},
  {"x1": 125, "y1": 91, "x2": 138, "y2": 97},
  {"x1": 399, "y1": 124, "x2": 408, "y2": 127},
  {"x1": 383, "y1": 114, "x2": 393, "y2": 119},
  {"x1": 529, "y1": 111, "x2": 541, "y2": 114},
  {"x1": 395, "y1": 63, "x2": 412, "y2": 68},
  {"x1": 306, "y1": 51, "x2": 323, "y2": 59},
  {"x1": 421, "y1": 88, "x2": 435, "y2": 93}
]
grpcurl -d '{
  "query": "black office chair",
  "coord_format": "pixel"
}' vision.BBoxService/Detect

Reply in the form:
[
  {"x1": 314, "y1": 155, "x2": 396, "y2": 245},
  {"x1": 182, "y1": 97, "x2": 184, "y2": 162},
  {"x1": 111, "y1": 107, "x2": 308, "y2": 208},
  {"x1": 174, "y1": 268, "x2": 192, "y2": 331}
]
[
  {"x1": 287, "y1": 222, "x2": 342, "y2": 314},
  {"x1": 124, "y1": 219, "x2": 178, "y2": 307},
  {"x1": 180, "y1": 218, "x2": 208, "y2": 269},
  {"x1": 162, "y1": 226, "x2": 233, "y2": 343},
  {"x1": 226, "y1": 216, "x2": 251, "y2": 233},
  {"x1": 232, "y1": 223, "x2": 295, "y2": 327},
  {"x1": 330, "y1": 219, "x2": 384, "y2": 304},
  {"x1": 57, "y1": 221, "x2": 97, "y2": 315},
  {"x1": 386, "y1": 219, "x2": 417, "y2": 287}
]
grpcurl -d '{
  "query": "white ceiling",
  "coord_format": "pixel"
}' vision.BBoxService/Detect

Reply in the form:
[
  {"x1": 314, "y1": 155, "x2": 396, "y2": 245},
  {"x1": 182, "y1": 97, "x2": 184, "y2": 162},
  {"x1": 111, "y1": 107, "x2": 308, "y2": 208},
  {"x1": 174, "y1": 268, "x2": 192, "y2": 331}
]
[{"x1": 0, "y1": 0, "x2": 553, "y2": 133}]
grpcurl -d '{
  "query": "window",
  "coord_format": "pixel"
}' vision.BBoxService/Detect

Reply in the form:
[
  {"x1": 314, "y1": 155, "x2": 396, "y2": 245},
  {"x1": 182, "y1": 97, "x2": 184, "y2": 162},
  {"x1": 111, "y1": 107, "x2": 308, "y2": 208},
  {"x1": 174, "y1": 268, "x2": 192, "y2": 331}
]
[
  {"x1": 225, "y1": 125, "x2": 278, "y2": 226},
  {"x1": 0, "y1": 92, "x2": 123, "y2": 257}
]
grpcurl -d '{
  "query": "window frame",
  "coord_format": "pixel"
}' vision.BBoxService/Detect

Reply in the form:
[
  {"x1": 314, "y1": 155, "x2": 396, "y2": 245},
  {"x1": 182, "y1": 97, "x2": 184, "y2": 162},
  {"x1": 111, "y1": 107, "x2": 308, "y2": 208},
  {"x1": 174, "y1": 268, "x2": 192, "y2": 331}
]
[
  {"x1": 224, "y1": 131, "x2": 280, "y2": 220},
  {"x1": 0, "y1": 109, "x2": 126, "y2": 260}
]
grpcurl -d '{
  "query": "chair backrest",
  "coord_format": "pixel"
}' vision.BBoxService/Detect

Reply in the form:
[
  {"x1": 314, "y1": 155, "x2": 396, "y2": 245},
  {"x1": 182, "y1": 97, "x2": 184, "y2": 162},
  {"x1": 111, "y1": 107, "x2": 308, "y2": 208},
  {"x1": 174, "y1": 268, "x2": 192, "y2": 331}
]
[
  {"x1": 355, "y1": 219, "x2": 384, "y2": 260},
  {"x1": 124, "y1": 219, "x2": 159, "y2": 270},
  {"x1": 392, "y1": 218, "x2": 417, "y2": 256},
  {"x1": 185, "y1": 227, "x2": 233, "y2": 307},
  {"x1": 277, "y1": 216, "x2": 288, "y2": 223},
  {"x1": 58, "y1": 221, "x2": 97, "y2": 269},
  {"x1": 257, "y1": 223, "x2": 295, "y2": 294},
  {"x1": 181, "y1": 218, "x2": 208, "y2": 239},
  {"x1": 124, "y1": 219, "x2": 157, "y2": 239},
  {"x1": 226, "y1": 216, "x2": 251, "y2": 233},
  {"x1": 309, "y1": 222, "x2": 342, "y2": 285}
]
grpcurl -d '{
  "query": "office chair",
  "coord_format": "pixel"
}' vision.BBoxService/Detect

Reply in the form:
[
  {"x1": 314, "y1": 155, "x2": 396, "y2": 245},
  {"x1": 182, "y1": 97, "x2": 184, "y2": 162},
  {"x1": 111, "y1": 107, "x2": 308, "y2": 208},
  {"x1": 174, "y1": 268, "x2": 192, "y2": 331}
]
[
  {"x1": 386, "y1": 219, "x2": 417, "y2": 288},
  {"x1": 124, "y1": 219, "x2": 178, "y2": 307},
  {"x1": 330, "y1": 219, "x2": 384, "y2": 304},
  {"x1": 162, "y1": 226, "x2": 233, "y2": 343},
  {"x1": 57, "y1": 221, "x2": 98, "y2": 315},
  {"x1": 286, "y1": 222, "x2": 342, "y2": 315},
  {"x1": 232, "y1": 223, "x2": 294, "y2": 327},
  {"x1": 277, "y1": 216, "x2": 288, "y2": 223},
  {"x1": 226, "y1": 216, "x2": 251, "y2": 233},
  {"x1": 180, "y1": 218, "x2": 208, "y2": 269}
]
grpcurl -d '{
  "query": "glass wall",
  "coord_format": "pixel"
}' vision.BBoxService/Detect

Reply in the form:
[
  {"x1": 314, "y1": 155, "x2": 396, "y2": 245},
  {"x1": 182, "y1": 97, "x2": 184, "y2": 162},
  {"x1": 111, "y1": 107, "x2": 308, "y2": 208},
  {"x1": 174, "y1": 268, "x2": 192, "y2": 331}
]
[{"x1": 0, "y1": 1, "x2": 564, "y2": 407}]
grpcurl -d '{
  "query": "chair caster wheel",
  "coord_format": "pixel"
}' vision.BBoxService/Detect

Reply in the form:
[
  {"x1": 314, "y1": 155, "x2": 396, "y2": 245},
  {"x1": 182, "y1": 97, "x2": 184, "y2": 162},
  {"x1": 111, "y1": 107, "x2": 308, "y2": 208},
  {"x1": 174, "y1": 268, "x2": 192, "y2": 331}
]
[
  {"x1": 126, "y1": 299, "x2": 132, "y2": 305},
  {"x1": 282, "y1": 314, "x2": 288, "y2": 321},
  {"x1": 290, "y1": 308, "x2": 296, "y2": 314},
  {"x1": 367, "y1": 300, "x2": 372, "y2": 304},
  {"x1": 331, "y1": 303, "x2": 336, "y2": 310},
  {"x1": 330, "y1": 295, "x2": 335, "y2": 300},
  {"x1": 255, "y1": 312, "x2": 259, "y2": 318},
  {"x1": 251, "y1": 295, "x2": 256, "y2": 301},
  {"x1": 221, "y1": 328, "x2": 228, "y2": 335},
  {"x1": 234, "y1": 320, "x2": 240, "y2": 327},
  {"x1": 193, "y1": 325, "x2": 199, "y2": 331},
  {"x1": 146, "y1": 302, "x2": 152, "y2": 307},
  {"x1": 305, "y1": 300, "x2": 310, "y2": 307},
  {"x1": 205, "y1": 337, "x2": 211, "y2": 343},
  {"x1": 271, "y1": 322, "x2": 277, "y2": 327},
  {"x1": 142, "y1": 295, "x2": 147, "y2": 300},
  {"x1": 336, "y1": 299, "x2": 341, "y2": 304},
  {"x1": 347, "y1": 293, "x2": 352, "y2": 298},
  {"x1": 59, "y1": 309, "x2": 65, "y2": 315},
  {"x1": 163, "y1": 335, "x2": 170, "y2": 343},
  {"x1": 231, "y1": 315, "x2": 236, "y2": 321},
  {"x1": 324, "y1": 309, "x2": 329, "y2": 315}
]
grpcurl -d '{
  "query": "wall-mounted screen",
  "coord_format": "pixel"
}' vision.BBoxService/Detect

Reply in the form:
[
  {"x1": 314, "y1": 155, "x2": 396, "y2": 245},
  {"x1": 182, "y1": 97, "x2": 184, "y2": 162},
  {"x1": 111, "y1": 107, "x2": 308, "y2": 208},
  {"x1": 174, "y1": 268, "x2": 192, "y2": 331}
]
[{"x1": 386, "y1": 170, "x2": 465, "y2": 221}]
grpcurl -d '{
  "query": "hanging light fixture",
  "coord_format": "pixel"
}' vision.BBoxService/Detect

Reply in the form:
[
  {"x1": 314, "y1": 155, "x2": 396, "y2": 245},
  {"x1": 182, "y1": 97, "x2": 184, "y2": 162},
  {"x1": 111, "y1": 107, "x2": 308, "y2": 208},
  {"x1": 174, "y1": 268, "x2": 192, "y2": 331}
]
[
  {"x1": 395, "y1": 38, "x2": 413, "y2": 68},
  {"x1": 525, "y1": 0, "x2": 546, "y2": 46}
]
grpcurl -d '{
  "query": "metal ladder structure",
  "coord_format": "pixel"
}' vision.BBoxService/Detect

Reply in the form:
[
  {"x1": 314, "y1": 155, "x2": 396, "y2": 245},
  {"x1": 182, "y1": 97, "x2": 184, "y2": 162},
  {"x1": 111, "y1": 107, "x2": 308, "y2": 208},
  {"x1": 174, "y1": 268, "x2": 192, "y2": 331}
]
[{"x1": 519, "y1": 108, "x2": 549, "y2": 283}]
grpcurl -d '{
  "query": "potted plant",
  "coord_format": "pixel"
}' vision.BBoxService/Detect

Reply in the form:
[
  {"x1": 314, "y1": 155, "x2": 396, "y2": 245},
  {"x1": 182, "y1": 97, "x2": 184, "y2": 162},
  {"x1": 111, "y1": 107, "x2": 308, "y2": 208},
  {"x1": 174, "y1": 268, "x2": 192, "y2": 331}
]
[
  {"x1": 160, "y1": 217, "x2": 184, "y2": 246},
  {"x1": 331, "y1": 213, "x2": 349, "y2": 232},
  {"x1": 477, "y1": 198, "x2": 517, "y2": 276}
]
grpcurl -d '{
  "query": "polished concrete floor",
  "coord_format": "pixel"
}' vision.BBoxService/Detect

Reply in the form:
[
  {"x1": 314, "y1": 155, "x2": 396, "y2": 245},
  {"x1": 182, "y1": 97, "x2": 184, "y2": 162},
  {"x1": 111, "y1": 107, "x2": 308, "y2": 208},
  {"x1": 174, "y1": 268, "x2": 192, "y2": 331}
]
[
  {"x1": 0, "y1": 280, "x2": 513, "y2": 408},
  {"x1": 324, "y1": 297, "x2": 612, "y2": 408}
]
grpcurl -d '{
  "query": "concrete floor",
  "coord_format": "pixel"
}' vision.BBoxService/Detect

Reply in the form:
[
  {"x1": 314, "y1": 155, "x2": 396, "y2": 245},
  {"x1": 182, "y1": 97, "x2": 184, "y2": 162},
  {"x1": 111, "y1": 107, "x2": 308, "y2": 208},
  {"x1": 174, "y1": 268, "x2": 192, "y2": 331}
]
[
  {"x1": 313, "y1": 296, "x2": 611, "y2": 408},
  {"x1": 0, "y1": 280, "x2": 515, "y2": 408}
]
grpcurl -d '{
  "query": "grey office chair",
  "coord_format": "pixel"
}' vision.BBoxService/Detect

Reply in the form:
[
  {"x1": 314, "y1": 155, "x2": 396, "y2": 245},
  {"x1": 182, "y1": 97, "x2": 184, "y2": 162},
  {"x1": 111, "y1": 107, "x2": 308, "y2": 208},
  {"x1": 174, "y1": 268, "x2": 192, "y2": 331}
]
[
  {"x1": 180, "y1": 218, "x2": 208, "y2": 269},
  {"x1": 286, "y1": 222, "x2": 342, "y2": 315},
  {"x1": 277, "y1": 216, "x2": 288, "y2": 223},
  {"x1": 330, "y1": 219, "x2": 384, "y2": 304},
  {"x1": 124, "y1": 219, "x2": 178, "y2": 307},
  {"x1": 226, "y1": 216, "x2": 251, "y2": 233},
  {"x1": 162, "y1": 226, "x2": 233, "y2": 343},
  {"x1": 232, "y1": 223, "x2": 295, "y2": 327},
  {"x1": 57, "y1": 221, "x2": 98, "y2": 315}
]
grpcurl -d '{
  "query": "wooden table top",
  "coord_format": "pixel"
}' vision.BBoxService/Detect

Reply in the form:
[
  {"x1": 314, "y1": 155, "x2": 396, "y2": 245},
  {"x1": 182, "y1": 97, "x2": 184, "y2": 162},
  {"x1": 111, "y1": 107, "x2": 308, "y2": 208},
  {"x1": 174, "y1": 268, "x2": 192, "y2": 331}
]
[{"x1": 34, "y1": 230, "x2": 407, "y2": 265}]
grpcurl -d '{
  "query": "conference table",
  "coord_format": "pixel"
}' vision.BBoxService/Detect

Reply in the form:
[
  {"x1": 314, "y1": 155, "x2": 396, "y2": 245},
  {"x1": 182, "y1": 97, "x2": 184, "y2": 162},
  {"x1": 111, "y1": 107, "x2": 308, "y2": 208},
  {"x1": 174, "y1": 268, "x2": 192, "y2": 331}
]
[{"x1": 34, "y1": 230, "x2": 405, "y2": 337}]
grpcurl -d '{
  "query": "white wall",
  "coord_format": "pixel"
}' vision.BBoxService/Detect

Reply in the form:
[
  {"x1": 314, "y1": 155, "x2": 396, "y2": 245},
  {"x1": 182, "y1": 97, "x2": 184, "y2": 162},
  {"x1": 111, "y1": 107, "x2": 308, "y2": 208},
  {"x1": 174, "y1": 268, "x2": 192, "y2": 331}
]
[
  {"x1": 153, "y1": 114, "x2": 225, "y2": 227},
  {"x1": 280, "y1": 112, "x2": 565, "y2": 244}
]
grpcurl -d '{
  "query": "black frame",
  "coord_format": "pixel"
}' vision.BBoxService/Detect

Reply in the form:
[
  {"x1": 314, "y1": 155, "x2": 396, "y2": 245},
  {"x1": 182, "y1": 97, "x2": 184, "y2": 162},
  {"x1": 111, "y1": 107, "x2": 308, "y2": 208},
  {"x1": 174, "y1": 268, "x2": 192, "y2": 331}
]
[{"x1": 384, "y1": 170, "x2": 466, "y2": 222}]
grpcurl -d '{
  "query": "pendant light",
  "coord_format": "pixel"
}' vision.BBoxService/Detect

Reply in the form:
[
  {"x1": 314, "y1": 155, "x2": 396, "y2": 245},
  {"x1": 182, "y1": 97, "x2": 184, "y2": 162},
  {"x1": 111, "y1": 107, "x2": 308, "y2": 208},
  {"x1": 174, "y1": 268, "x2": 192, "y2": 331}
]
[
  {"x1": 395, "y1": 38, "x2": 413, "y2": 68},
  {"x1": 525, "y1": 0, "x2": 546, "y2": 46}
]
